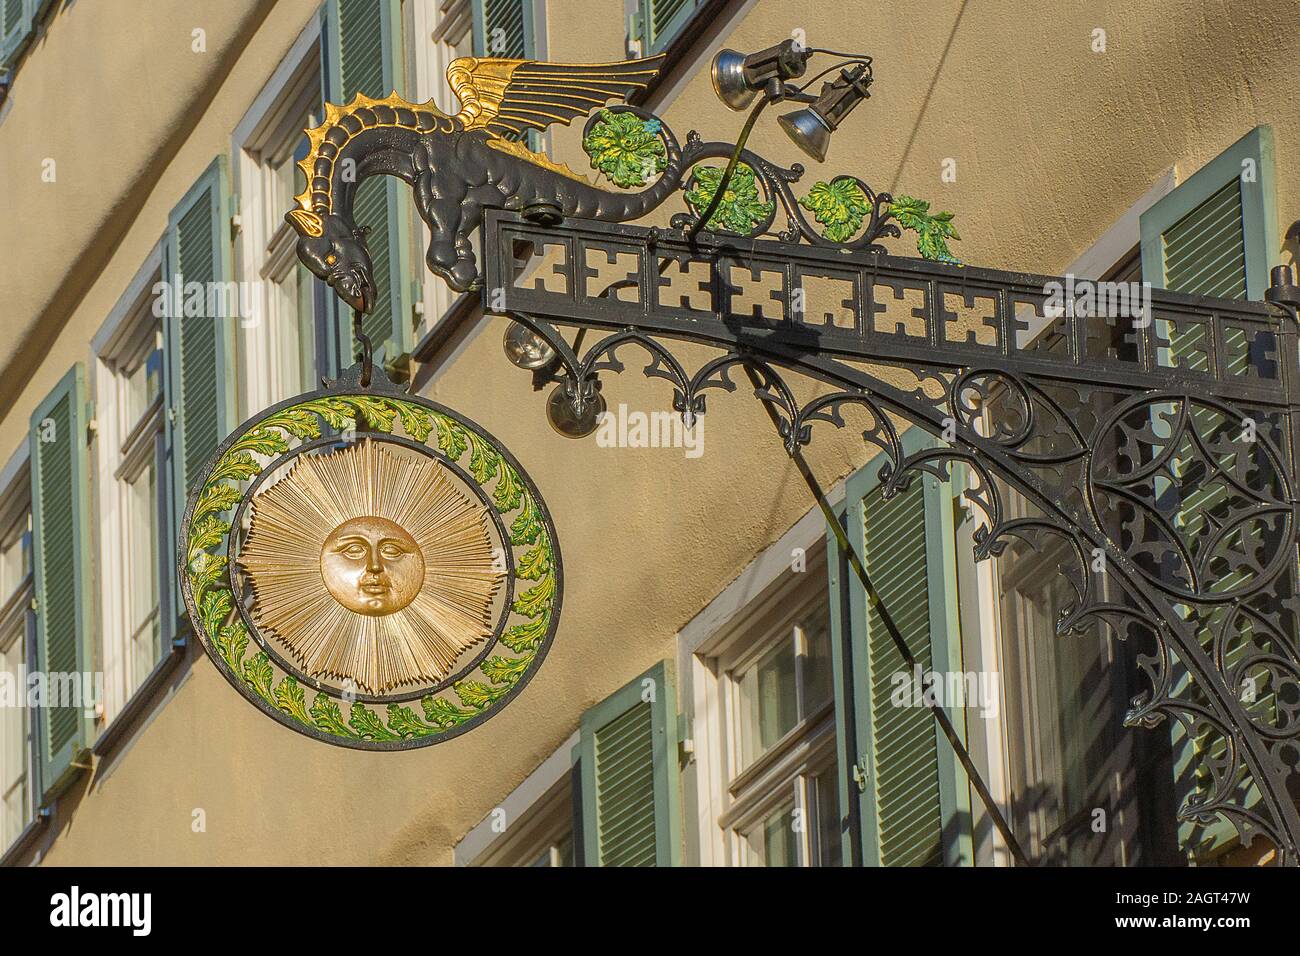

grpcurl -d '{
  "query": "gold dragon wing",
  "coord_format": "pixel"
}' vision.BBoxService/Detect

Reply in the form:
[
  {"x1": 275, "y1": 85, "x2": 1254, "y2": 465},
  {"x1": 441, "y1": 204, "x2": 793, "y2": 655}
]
[{"x1": 447, "y1": 54, "x2": 666, "y2": 138}]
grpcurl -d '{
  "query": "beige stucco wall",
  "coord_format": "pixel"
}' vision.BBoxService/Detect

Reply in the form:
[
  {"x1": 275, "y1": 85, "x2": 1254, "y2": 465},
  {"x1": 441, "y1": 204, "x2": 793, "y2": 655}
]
[{"x1": 2, "y1": 0, "x2": 1298, "y2": 864}]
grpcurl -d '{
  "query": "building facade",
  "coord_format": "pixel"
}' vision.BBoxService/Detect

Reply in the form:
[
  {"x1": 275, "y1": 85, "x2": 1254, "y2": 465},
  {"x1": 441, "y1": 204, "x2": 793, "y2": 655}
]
[{"x1": 0, "y1": 0, "x2": 1295, "y2": 866}]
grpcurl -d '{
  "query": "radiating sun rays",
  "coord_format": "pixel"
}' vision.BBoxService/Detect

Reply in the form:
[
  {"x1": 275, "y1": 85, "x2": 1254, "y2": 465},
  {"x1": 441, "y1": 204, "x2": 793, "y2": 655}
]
[{"x1": 237, "y1": 439, "x2": 503, "y2": 694}]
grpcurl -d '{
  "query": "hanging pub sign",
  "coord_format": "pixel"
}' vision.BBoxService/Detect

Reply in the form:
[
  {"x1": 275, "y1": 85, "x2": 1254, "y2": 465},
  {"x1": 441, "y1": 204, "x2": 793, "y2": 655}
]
[
  {"x1": 172, "y1": 34, "x2": 1300, "y2": 860},
  {"x1": 176, "y1": 44, "x2": 945, "y2": 749},
  {"x1": 180, "y1": 365, "x2": 561, "y2": 750}
]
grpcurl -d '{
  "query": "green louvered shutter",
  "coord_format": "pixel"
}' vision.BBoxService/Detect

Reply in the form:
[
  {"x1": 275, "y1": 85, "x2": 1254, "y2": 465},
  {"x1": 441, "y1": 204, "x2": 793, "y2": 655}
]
[
  {"x1": 636, "y1": 0, "x2": 699, "y2": 54},
  {"x1": 577, "y1": 660, "x2": 681, "y2": 866},
  {"x1": 1141, "y1": 127, "x2": 1275, "y2": 303},
  {"x1": 471, "y1": 0, "x2": 534, "y2": 59},
  {"x1": 322, "y1": 0, "x2": 413, "y2": 375},
  {"x1": 162, "y1": 157, "x2": 236, "y2": 636},
  {"x1": 1139, "y1": 126, "x2": 1277, "y2": 862},
  {"x1": 29, "y1": 365, "x2": 93, "y2": 803},
  {"x1": 828, "y1": 432, "x2": 970, "y2": 866},
  {"x1": 0, "y1": 0, "x2": 33, "y2": 67},
  {"x1": 1162, "y1": 180, "x2": 1248, "y2": 300}
]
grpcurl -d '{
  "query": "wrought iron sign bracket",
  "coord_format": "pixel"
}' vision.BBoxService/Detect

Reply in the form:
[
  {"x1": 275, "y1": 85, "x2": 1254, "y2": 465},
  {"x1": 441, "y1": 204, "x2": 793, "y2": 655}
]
[
  {"x1": 174, "y1": 37, "x2": 1300, "y2": 865},
  {"x1": 481, "y1": 207, "x2": 1300, "y2": 864}
]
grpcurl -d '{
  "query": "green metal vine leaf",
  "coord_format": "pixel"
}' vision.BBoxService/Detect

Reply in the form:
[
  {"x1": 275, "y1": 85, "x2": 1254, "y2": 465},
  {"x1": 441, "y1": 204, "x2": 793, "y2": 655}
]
[
  {"x1": 433, "y1": 414, "x2": 469, "y2": 461},
  {"x1": 685, "y1": 164, "x2": 774, "y2": 235},
  {"x1": 889, "y1": 195, "x2": 961, "y2": 263},
  {"x1": 583, "y1": 109, "x2": 667, "y2": 188},
  {"x1": 799, "y1": 178, "x2": 871, "y2": 243},
  {"x1": 209, "y1": 451, "x2": 261, "y2": 486},
  {"x1": 349, "y1": 702, "x2": 399, "y2": 740}
]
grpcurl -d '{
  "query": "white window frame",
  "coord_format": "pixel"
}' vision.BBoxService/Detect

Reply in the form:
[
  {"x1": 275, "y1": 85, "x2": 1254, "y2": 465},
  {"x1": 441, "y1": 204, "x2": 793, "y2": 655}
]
[
  {"x1": 0, "y1": 446, "x2": 33, "y2": 856},
  {"x1": 966, "y1": 169, "x2": 1178, "y2": 866},
  {"x1": 93, "y1": 245, "x2": 167, "y2": 727},
  {"x1": 677, "y1": 491, "x2": 845, "y2": 866},
  {"x1": 688, "y1": 548, "x2": 840, "y2": 867},
  {"x1": 454, "y1": 730, "x2": 577, "y2": 866},
  {"x1": 231, "y1": 17, "x2": 323, "y2": 417},
  {"x1": 404, "y1": 0, "x2": 481, "y2": 344}
]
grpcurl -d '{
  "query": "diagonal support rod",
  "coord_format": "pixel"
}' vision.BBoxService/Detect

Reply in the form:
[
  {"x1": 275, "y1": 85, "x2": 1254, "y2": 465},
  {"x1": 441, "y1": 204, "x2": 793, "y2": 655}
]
[{"x1": 741, "y1": 365, "x2": 1031, "y2": 867}]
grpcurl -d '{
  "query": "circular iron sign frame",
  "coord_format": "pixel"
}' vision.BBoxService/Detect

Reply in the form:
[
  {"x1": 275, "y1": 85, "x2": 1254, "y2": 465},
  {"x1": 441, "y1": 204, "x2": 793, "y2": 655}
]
[{"x1": 179, "y1": 386, "x2": 562, "y2": 751}]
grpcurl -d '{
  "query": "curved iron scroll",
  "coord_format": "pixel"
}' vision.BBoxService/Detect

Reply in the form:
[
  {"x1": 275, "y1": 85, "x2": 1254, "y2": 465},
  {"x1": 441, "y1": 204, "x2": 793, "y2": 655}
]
[{"x1": 484, "y1": 208, "x2": 1300, "y2": 863}]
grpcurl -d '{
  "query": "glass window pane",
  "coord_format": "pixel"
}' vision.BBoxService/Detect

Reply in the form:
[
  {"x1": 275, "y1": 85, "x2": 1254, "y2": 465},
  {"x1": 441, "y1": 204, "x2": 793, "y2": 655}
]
[
  {"x1": 555, "y1": 831, "x2": 574, "y2": 867},
  {"x1": 0, "y1": 515, "x2": 29, "y2": 605},
  {"x1": 743, "y1": 802, "x2": 799, "y2": 866},
  {"x1": 123, "y1": 329, "x2": 162, "y2": 429},
  {"x1": 737, "y1": 638, "x2": 798, "y2": 769},
  {"x1": 800, "y1": 612, "x2": 834, "y2": 715},
  {"x1": 297, "y1": 262, "x2": 316, "y2": 389},
  {"x1": 0, "y1": 622, "x2": 28, "y2": 849},
  {"x1": 126, "y1": 459, "x2": 160, "y2": 694},
  {"x1": 812, "y1": 768, "x2": 843, "y2": 866}
]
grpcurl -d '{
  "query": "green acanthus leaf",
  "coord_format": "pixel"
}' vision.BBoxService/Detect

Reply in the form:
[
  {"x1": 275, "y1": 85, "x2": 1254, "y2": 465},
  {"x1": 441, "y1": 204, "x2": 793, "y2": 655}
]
[
  {"x1": 684, "y1": 164, "x2": 774, "y2": 235},
  {"x1": 274, "y1": 676, "x2": 311, "y2": 725},
  {"x1": 433, "y1": 414, "x2": 469, "y2": 461},
  {"x1": 481, "y1": 654, "x2": 531, "y2": 685}
]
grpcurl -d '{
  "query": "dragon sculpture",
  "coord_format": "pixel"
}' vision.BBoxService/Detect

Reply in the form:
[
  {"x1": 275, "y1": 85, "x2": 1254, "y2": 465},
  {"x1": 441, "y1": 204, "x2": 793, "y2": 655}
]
[{"x1": 286, "y1": 53, "x2": 681, "y2": 310}]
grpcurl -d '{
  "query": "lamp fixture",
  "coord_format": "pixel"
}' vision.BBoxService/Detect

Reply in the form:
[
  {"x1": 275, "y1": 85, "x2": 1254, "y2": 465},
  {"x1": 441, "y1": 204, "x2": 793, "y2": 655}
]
[
  {"x1": 693, "y1": 41, "x2": 874, "y2": 240},
  {"x1": 778, "y1": 63, "x2": 873, "y2": 163},
  {"x1": 710, "y1": 39, "x2": 813, "y2": 111},
  {"x1": 546, "y1": 383, "x2": 606, "y2": 439},
  {"x1": 503, "y1": 321, "x2": 557, "y2": 370}
]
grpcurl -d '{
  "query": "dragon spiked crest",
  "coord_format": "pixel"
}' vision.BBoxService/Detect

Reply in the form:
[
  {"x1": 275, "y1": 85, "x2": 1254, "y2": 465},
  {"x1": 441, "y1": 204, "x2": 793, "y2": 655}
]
[{"x1": 286, "y1": 54, "x2": 681, "y2": 308}]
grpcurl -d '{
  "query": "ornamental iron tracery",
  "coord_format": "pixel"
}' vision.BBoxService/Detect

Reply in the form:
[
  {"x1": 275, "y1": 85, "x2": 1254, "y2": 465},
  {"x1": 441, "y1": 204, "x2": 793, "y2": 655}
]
[
  {"x1": 480, "y1": 203, "x2": 1300, "y2": 864},
  {"x1": 259, "y1": 47, "x2": 1300, "y2": 860}
]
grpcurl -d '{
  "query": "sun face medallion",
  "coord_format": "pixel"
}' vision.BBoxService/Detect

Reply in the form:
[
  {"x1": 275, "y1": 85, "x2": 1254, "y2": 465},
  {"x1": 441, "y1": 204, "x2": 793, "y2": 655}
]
[{"x1": 181, "y1": 373, "x2": 557, "y2": 748}]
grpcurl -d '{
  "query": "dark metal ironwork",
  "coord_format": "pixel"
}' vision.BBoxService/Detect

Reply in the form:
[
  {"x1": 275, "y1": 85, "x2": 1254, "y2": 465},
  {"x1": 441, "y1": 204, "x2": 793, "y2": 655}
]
[
  {"x1": 274, "y1": 44, "x2": 1300, "y2": 857},
  {"x1": 483, "y1": 206, "x2": 1300, "y2": 863}
]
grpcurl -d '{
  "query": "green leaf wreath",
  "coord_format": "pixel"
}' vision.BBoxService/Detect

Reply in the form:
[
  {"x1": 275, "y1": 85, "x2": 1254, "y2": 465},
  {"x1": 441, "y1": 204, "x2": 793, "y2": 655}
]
[{"x1": 186, "y1": 396, "x2": 556, "y2": 744}]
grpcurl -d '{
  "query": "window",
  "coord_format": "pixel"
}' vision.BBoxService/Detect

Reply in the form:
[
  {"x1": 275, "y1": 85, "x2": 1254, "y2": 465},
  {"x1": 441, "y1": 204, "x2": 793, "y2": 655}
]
[
  {"x1": 727, "y1": 607, "x2": 839, "y2": 867},
  {"x1": 576, "y1": 660, "x2": 681, "y2": 866},
  {"x1": 412, "y1": 0, "x2": 474, "y2": 117},
  {"x1": 234, "y1": 36, "x2": 322, "y2": 413},
  {"x1": 1140, "y1": 127, "x2": 1276, "y2": 301},
  {"x1": 830, "y1": 431, "x2": 972, "y2": 867},
  {"x1": 474, "y1": 777, "x2": 575, "y2": 866},
  {"x1": 406, "y1": 0, "x2": 477, "y2": 339},
  {"x1": 322, "y1": 0, "x2": 417, "y2": 376},
  {"x1": 0, "y1": 473, "x2": 32, "y2": 853},
  {"x1": 96, "y1": 275, "x2": 167, "y2": 721},
  {"x1": 701, "y1": 569, "x2": 842, "y2": 867},
  {"x1": 470, "y1": 0, "x2": 535, "y2": 60},
  {"x1": 29, "y1": 365, "x2": 95, "y2": 801},
  {"x1": 993, "y1": 492, "x2": 1179, "y2": 866},
  {"x1": 1, "y1": 0, "x2": 42, "y2": 74},
  {"x1": 1137, "y1": 127, "x2": 1279, "y2": 863},
  {"x1": 455, "y1": 730, "x2": 578, "y2": 866},
  {"x1": 630, "y1": 0, "x2": 704, "y2": 56}
]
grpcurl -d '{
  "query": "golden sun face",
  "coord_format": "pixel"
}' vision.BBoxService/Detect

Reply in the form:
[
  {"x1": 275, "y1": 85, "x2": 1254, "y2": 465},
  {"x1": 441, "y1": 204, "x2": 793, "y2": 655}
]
[
  {"x1": 321, "y1": 515, "x2": 426, "y2": 616},
  {"x1": 236, "y1": 439, "x2": 504, "y2": 695}
]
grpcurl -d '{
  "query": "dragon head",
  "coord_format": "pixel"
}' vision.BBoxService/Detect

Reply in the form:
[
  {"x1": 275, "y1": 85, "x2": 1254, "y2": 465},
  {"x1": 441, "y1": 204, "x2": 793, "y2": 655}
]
[{"x1": 285, "y1": 209, "x2": 377, "y2": 314}]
